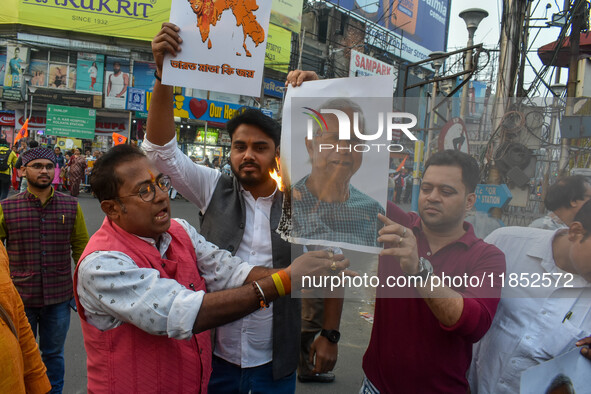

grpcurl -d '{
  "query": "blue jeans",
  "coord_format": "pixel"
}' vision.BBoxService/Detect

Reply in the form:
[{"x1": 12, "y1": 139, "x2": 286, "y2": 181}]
[
  {"x1": 209, "y1": 355, "x2": 296, "y2": 394},
  {"x1": 25, "y1": 300, "x2": 71, "y2": 394}
]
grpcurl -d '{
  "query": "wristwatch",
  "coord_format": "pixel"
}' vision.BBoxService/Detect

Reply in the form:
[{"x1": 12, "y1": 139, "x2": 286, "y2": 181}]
[
  {"x1": 416, "y1": 257, "x2": 433, "y2": 280},
  {"x1": 320, "y1": 329, "x2": 341, "y2": 344},
  {"x1": 406, "y1": 257, "x2": 433, "y2": 281}
]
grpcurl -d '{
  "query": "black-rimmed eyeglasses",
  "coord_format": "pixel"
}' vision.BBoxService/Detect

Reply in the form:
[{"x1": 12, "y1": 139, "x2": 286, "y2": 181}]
[
  {"x1": 26, "y1": 163, "x2": 55, "y2": 170},
  {"x1": 118, "y1": 175, "x2": 172, "y2": 202}
]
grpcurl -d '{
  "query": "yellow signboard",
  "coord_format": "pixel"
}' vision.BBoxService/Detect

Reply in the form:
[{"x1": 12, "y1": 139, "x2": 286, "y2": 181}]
[
  {"x1": 270, "y1": 0, "x2": 303, "y2": 33},
  {"x1": 0, "y1": 0, "x2": 172, "y2": 41},
  {"x1": 265, "y1": 24, "x2": 292, "y2": 74}
]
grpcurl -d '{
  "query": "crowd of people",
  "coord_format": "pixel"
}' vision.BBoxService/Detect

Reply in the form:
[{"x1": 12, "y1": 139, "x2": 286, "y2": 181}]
[
  {"x1": 1, "y1": 22, "x2": 591, "y2": 394},
  {"x1": 0, "y1": 139, "x2": 105, "y2": 200}
]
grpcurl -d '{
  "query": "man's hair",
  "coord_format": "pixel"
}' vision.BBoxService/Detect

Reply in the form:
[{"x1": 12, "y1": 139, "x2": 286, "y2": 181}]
[
  {"x1": 90, "y1": 145, "x2": 147, "y2": 202},
  {"x1": 226, "y1": 108, "x2": 281, "y2": 147},
  {"x1": 545, "y1": 175, "x2": 590, "y2": 211},
  {"x1": 574, "y1": 199, "x2": 591, "y2": 237},
  {"x1": 545, "y1": 374, "x2": 575, "y2": 394},
  {"x1": 28, "y1": 140, "x2": 39, "y2": 148},
  {"x1": 424, "y1": 150, "x2": 480, "y2": 193}
]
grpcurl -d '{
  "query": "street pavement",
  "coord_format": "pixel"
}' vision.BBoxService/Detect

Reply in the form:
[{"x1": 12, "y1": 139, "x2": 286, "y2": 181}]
[{"x1": 61, "y1": 193, "x2": 391, "y2": 393}]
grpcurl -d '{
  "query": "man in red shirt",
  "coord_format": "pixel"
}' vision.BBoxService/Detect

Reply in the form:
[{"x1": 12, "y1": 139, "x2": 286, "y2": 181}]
[{"x1": 362, "y1": 150, "x2": 506, "y2": 393}]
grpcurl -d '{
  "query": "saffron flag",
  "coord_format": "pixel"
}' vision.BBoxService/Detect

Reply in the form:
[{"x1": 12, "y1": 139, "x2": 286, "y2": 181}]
[
  {"x1": 14, "y1": 118, "x2": 29, "y2": 144},
  {"x1": 396, "y1": 155, "x2": 408, "y2": 172},
  {"x1": 112, "y1": 133, "x2": 127, "y2": 146}
]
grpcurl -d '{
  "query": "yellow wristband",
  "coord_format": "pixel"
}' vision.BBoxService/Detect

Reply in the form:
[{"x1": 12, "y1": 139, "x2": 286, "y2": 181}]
[{"x1": 272, "y1": 273, "x2": 286, "y2": 297}]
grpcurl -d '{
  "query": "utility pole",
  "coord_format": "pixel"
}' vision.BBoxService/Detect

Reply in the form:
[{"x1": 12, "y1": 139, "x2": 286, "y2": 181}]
[
  {"x1": 559, "y1": 0, "x2": 584, "y2": 174},
  {"x1": 487, "y1": 0, "x2": 528, "y2": 218},
  {"x1": 516, "y1": 1, "x2": 532, "y2": 98}
]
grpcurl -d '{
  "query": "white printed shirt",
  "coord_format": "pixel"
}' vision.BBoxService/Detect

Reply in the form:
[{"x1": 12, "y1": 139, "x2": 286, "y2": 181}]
[
  {"x1": 142, "y1": 137, "x2": 277, "y2": 367},
  {"x1": 468, "y1": 227, "x2": 591, "y2": 393},
  {"x1": 76, "y1": 219, "x2": 253, "y2": 340}
]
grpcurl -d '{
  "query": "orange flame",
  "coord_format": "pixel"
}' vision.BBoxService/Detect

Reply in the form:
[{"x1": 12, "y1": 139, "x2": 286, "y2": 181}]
[{"x1": 269, "y1": 158, "x2": 283, "y2": 191}]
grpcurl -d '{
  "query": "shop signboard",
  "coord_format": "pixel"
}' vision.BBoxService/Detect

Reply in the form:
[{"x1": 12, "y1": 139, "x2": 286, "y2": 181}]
[
  {"x1": 0, "y1": 111, "x2": 14, "y2": 126},
  {"x1": 270, "y1": 0, "x2": 304, "y2": 33},
  {"x1": 3, "y1": 0, "x2": 172, "y2": 42},
  {"x1": 32, "y1": 88, "x2": 101, "y2": 108},
  {"x1": 145, "y1": 90, "x2": 252, "y2": 124},
  {"x1": 263, "y1": 77, "x2": 284, "y2": 98},
  {"x1": 265, "y1": 24, "x2": 292, "y2": 73}
]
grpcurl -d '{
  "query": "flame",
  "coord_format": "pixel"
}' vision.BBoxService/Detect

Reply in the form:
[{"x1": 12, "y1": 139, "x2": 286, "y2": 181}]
[{"x1": 269, "y1": 158, "x2": 284, "y2": 191}]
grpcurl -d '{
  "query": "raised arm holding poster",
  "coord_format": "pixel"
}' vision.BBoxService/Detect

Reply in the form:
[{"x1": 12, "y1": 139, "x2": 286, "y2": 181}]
[
  {"x1": 163, "y1": 0, "x2": 271, "y2": 96},
  {"x1": 279, "y1": 75, "x2": 395, "y2": 254}
]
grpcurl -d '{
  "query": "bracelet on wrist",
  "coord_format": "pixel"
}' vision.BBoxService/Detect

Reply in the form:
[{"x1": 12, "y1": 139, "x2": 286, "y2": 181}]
[
  {"x1": 154, "y1": 70, "x2": 162, "y2": 82},
  {"x1": 252, "y1": 281, "x2": 269, "y2": 309}
]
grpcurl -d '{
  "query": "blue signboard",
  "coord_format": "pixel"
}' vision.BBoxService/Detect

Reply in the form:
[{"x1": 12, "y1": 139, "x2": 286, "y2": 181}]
[
  {"x1": 263, "y1": 77, "x2": 284, "y2": 98},
  {"x1": 127, "y1": 87, "x2": 146, "y2": 111},
  {"x1": 474, "y1": 184, "x2": 512, "y2": 213}
]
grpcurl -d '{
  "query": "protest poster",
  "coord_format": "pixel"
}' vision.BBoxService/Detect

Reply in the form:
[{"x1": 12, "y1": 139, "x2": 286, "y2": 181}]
[
  {"x1": 163, "y1": 0, "x2": 272, "y2": 96},
  {"x1": 279, "y1": 75, "x2": 395, "y2": 253}
]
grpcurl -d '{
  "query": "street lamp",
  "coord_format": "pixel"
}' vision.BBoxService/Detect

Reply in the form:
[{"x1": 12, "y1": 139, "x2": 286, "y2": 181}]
[
  {"x1": 425, "y1": 51, "x2": 447, "y2": 160},
  {"x1": 20, "y1": 68, "x2": 33, "y2": 124},
  {"x1": 459, "y1": 8, "x2": 488, "y2": 119}
]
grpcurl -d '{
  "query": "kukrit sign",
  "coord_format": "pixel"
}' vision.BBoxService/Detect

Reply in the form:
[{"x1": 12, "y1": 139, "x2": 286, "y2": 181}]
[{"x1": 8, "y1": 0, "x2": 171, "y2": 41}]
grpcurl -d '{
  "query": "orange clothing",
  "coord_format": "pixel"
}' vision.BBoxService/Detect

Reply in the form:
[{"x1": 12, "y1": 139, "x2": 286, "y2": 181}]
[{"x1": 0, "y1": 243, "x2": 51, "y2": 394}]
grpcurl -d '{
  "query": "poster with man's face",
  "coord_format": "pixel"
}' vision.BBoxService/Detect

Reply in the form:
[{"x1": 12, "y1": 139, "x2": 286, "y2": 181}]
[
  {"x1": 4, "y1": 45, "x2": 29, "y2": 89},
  {"x1": 104, "y1": 57, "x2": 130, "y2": 109},
  {"x1": 520, "y1": 349, "x2": 591, "y2": 393},
  {"x1": 281, "y1": 76, "x2": 394, "y2": 254}
]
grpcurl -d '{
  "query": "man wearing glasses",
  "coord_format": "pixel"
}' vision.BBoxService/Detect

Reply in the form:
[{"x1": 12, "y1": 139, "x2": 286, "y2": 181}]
[
  {"x1": 73, "y1": 145, "x2": 345, "y2": 393},
  {"x1": 0, "y1": 147, "x2": 89, "y2": 394}
]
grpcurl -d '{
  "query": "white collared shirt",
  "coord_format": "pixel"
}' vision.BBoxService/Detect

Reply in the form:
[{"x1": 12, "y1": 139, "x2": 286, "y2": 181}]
[
  {"x1": 77, "y1": 219, "x2": 253, "y2": 340},
  {"x1": 469, "y1": 227, "x2": 591, "y2": 394},
  {"x1": 142, "y1": 137, "x2": 277, "y2": 367}
]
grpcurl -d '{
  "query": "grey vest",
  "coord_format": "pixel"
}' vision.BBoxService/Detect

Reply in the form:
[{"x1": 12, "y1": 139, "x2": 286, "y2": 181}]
[{"x1": 200, "y1": 174, "x2": 301, "y2": 380}]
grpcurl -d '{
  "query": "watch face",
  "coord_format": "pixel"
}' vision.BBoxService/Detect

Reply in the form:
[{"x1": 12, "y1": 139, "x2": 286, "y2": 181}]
[
  {"x1": 420, "y1": 257, "x2": 433, "y2": 274},
  {"x1": 322, "y1": 329, "x2": 340, "y2": 343}
]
